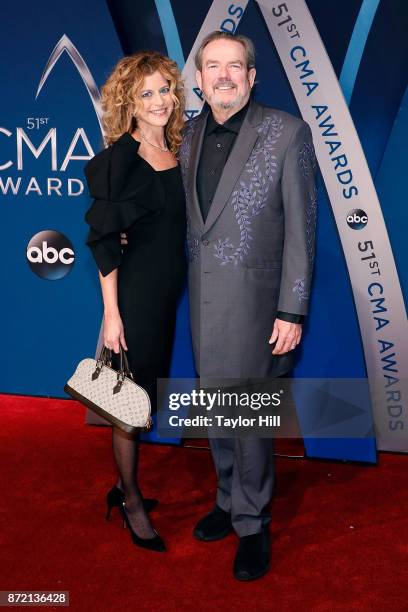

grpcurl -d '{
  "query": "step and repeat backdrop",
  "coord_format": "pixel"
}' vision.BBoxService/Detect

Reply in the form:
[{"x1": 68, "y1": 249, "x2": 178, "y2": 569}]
[{"x1": 1, "y1": 0, "x2": 407, "y2": 459}]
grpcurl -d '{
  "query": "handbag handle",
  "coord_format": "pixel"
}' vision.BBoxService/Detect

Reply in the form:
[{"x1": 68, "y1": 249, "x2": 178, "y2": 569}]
[
  {"x1": 99, "y1": 345, "x2": 112, "y2": 367},
  {"x1": 118, "y1": 346, "x2": 132, "y2": 379},
  {"x1": 113, "y1": 346, "x2": 133, "y2": 394},
  {"x1": 92, "y1": 345, "x2": 133, "y2": 388}
]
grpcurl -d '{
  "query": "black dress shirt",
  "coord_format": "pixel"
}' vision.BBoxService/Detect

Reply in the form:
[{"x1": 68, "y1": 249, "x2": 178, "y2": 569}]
[
  {"x1": 196, "y1": 102, "x2": 303, "y2": 325},
  {"x1": 197, "y1": 101, "x2": 250, "y2": 223}
]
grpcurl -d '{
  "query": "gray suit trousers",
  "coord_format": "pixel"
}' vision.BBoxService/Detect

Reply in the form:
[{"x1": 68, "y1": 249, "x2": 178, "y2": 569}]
[{"x1": 209, "y1": 435, "x2": 275, "y2": 537}]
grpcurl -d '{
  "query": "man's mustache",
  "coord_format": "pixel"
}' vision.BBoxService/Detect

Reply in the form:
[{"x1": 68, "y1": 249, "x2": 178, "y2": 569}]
[{"x1": 214, "y1": 80, "x2": 236, "y2": 89}]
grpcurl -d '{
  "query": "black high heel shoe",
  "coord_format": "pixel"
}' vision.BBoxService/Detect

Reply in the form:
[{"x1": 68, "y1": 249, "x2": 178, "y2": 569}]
[
  {"x1": 106, "y1": 486, "x2": 159, "y2": 522},
  {"x1": 120, "y1": 502, "x2": 166, "y2": 552}
]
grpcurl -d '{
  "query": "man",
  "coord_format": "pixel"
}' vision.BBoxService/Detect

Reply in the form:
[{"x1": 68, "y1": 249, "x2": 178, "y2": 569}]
[{"x1": 178, "y1": 31, "x2": 317, "y2": 581}]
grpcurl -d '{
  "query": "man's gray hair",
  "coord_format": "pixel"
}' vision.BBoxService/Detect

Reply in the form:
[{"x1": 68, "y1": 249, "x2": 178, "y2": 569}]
[{"x1": 194, "y1": 31, "x2": 256, "y2": 71}]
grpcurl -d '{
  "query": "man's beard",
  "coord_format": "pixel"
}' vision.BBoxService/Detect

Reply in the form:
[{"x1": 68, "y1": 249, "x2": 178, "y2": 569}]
[
  {"x1": 204, "y1": 81, "x2": 246, "y2": 111},
  {"x1": 215, "y1": 94, "x2": 245, "y2": 110}
]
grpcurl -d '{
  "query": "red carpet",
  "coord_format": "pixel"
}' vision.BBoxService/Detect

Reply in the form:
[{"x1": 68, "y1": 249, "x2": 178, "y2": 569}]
[{"x1": 0, "y1": 395, "x2": 407, "y2": 611}]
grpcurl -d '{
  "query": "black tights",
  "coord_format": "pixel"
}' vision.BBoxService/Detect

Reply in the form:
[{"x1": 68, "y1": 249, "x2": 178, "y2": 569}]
[{"x1": 112, "y1": 427, "x2": 155, "y2": 539}]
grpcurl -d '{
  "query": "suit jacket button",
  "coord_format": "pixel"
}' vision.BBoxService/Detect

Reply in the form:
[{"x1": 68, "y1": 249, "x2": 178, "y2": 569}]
[{"x1": 202, "y1": 239, "x2": 210, "y2": 246}]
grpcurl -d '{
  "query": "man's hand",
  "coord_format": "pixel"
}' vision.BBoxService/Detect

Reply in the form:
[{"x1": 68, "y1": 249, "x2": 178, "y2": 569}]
[{"x1": 269, "y1": 319, "x2": 302, "y2": 355}]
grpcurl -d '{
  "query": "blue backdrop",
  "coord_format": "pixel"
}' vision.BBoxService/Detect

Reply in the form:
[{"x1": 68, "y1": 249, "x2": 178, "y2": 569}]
[{"x1": 1, "y1": 0, "x2": 406, "y2": 461}]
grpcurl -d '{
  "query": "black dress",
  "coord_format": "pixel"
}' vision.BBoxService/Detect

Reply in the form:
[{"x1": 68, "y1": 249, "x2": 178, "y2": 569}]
[{"x1": 84, "y1": 133, "x2": 187, "y2": 407}]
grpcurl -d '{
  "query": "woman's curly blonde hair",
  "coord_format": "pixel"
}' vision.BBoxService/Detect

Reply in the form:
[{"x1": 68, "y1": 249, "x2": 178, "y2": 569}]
[{"x1": 101, "y1": 51, "x2": 185, "y2": 155}]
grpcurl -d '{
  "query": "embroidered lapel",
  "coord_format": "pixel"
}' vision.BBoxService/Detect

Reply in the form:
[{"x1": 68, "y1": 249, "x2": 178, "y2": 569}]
[
  {"x1": 203, "y1": 100, "x2": 264, "y2": 234},
  {"x1": 188, "y1": 111, "x2": 208, "y2": 231}
]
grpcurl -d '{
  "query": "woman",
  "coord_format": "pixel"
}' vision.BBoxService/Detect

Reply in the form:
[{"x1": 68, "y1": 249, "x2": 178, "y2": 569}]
[{"x1": 84, "y1": 52, "x2": 187, "y2": 552}]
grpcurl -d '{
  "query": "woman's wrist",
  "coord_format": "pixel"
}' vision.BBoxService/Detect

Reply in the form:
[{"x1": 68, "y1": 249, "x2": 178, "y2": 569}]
[{"x1": 104, "y1": 308, "x2": 121, "y2": 320}]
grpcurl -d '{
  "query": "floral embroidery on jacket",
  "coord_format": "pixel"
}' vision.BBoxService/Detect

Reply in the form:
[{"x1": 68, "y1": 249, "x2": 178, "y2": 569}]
[
  {"x1": 179, "y1": 119, "x2": 197, "y2": 189},
  {"x1": 298, "y1": 141, "x2": 317, "y2": 265},
  {"x1": 180, "y1": 118, "x2": 201, "y2": 263},
  {"x1": 293, "y1": 277, "x2": 309, "y2": 302},
  {"x1": 306, "y1": 185, "x2": 317, "y2": 265},
  {"x1": 214, "y1": 115, "x2": 283, "y2": 266},
  {"x1": 186, "y1": 218, "x2": 200, "y2": 263},
  {"x1": 298, "y1": 141, "x2": 317, "y2": 180}
]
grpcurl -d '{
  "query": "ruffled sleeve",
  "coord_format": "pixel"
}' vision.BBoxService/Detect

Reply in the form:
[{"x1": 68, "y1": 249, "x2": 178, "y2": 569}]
[{"x1": 84, "y1": 133, "x2": 164, "y2": 276}]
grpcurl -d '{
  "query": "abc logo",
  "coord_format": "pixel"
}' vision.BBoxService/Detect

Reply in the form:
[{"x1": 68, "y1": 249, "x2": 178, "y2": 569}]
[
  {"x1": 26, "y1": 230, "x2": 75, "y2": 280},
  {"x1": 347, "y1": 209, "x2": 368, "y2": 230}
]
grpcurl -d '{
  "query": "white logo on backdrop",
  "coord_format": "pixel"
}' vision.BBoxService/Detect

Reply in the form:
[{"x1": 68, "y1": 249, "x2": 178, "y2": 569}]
[{"x1": 36, "y1": 34, "x2": 104, "y2": 137}]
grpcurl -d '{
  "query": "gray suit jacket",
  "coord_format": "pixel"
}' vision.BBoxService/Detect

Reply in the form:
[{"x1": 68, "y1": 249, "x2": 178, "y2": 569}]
[{"x1": 179, "y1": 100, "x2": 317, "y2": 378}]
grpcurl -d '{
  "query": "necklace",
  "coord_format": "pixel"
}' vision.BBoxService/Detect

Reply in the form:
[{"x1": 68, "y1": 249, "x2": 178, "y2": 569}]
[{"x1": 139, "y1": 129, "x2": 168, "y2": 152}]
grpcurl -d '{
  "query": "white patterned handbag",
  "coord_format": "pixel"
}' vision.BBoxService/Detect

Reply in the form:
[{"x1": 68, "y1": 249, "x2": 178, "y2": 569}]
[{"x1": 65, "y1": 346, "x2": 152, "y2": 434}]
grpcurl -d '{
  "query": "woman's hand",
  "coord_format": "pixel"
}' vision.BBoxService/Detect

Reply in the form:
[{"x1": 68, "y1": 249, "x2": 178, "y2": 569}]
[{"x1": 103, "y1": 311, "x2": 128, "y2": 354}]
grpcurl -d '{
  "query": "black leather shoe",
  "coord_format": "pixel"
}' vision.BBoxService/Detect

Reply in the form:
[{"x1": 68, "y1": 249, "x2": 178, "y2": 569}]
[
  {"x1": 106, "y1": 486, "x2": 158, "y2": 521},
  {"x1": 120, "y1": 503, "x2": 166, "y2": 552},
  {"x1": 233, "y1": 528, "x2": 271, "y2": 581},
  {"x1": 193, "y1": 505, "x2": 233, "y2": 541}
]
